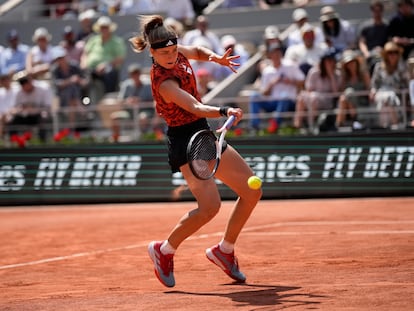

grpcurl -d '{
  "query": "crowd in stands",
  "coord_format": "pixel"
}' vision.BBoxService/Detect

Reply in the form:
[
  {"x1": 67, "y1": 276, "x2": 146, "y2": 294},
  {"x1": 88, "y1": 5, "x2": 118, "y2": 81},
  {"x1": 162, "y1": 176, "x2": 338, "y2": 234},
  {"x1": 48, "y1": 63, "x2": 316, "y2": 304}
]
[
  {"x1": 248, "y1": 0, "x2": 414, "y2": 134},
  {"x1": 1, "y1": 0, "x2": 414, "y2": 146}
]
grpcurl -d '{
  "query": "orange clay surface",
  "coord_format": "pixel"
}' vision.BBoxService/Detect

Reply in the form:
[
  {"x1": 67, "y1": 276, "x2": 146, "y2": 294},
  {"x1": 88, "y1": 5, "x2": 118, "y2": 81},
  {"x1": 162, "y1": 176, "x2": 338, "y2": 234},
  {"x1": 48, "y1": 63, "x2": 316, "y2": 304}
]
[{"x1": 0, "y1": 197, "x2": 413, "y2": 311}]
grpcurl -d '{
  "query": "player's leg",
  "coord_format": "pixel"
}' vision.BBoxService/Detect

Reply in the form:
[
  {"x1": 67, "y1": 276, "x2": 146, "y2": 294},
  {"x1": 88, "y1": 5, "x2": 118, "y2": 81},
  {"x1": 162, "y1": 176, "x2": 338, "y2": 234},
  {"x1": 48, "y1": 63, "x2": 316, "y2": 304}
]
[
  {"x1": 215, "y1": 145, "x2": 262, "y2": 244},
  {"x1": 167, "y1": 165, "x2": 222, "y2": 249},
  {"x1": 206, "y1": 146, "x2": 262, "y2": 282},
  {"x1": 148, "y1": 167, "x2": 221, "y2": 288}
]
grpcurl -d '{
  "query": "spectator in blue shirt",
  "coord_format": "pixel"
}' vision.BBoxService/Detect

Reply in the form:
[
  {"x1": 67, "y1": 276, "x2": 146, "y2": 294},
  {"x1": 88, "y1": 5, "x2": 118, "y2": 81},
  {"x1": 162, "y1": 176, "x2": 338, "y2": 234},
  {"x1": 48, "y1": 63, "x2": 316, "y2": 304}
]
[{"x1": 0, "y1": 29, "x2": 29, "y2": 77}]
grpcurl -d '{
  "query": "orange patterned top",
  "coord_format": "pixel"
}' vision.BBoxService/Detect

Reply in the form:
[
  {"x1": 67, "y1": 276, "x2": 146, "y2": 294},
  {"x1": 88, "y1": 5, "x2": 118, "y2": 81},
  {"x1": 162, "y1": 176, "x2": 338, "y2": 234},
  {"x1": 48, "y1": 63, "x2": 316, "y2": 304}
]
[{"x1": 151, "y1": 52, "x2": 202, "y2": 127}]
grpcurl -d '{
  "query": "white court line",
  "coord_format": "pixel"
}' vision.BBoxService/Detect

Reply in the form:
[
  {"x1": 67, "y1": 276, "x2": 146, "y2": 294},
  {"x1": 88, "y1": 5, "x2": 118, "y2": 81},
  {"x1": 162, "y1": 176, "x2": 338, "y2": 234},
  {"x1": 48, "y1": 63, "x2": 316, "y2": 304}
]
[
  {"x1": 0, "y1": 220, "x2": 412, "y2": 271},
  {"x1": 243, "y1": 230, "x2": 414, "y2": 236},
  {"x1": 242, "y1": 220, "x2": 414, "y2": 232}
]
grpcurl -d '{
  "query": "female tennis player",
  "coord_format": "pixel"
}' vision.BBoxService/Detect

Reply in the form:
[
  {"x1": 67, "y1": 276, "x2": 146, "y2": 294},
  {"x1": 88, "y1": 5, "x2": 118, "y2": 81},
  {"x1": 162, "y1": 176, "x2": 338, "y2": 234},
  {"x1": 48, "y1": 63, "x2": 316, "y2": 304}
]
[{"x1": 130, "y1": 15, "x2": 262, "y2": 287}]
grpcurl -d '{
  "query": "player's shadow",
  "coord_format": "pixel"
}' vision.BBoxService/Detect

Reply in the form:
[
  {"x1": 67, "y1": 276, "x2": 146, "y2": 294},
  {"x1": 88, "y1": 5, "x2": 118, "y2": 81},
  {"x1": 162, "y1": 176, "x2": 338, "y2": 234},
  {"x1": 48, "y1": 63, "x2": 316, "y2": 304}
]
[{"x1": 167, "y1": 283, "x2": 326, "y2": 309}]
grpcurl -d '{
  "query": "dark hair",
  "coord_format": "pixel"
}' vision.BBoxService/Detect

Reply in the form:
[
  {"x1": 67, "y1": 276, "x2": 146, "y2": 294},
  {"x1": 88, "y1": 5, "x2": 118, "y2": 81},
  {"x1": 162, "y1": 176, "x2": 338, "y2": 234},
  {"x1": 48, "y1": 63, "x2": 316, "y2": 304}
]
[
  {"x1": 129, "y1": 15, "x2": 177, "y2": 53},
  {"x1": 322, "y1": 18, "x2": 340, "y2": 37},
  {"x1": 320, "y1": 52, "x2": 336, "y2": 78}
]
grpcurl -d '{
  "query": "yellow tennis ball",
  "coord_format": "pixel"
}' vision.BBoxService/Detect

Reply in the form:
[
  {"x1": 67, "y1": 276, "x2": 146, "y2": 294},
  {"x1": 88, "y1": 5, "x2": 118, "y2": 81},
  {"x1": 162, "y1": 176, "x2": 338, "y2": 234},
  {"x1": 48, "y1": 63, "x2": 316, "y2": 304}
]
[{"x1": 247, "y1": 176, "x2": 262, "y2": 190}]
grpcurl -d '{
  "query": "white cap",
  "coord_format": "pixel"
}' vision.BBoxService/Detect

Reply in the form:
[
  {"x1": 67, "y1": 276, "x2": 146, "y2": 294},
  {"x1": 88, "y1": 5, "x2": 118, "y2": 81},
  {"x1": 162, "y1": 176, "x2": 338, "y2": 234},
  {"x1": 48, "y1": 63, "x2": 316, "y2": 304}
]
[
  {"x1": 78, "y1": 9, "x2": 97, "y2": 21},
  {"x1": 263, "y1": 25, "x2": 280, "y2": 40},
  {"x1": 221, "y1": 35, "x2": 236, "y2": 48},
  {"x1": 292, "y1": 8, "x2": 308, "y2": 22},
  {"x1": 52, "y1": 46, "x2": 67, "y2": 60},
  {"x1": 32, "y1": 27, "x2": 52, "y2": 42}
]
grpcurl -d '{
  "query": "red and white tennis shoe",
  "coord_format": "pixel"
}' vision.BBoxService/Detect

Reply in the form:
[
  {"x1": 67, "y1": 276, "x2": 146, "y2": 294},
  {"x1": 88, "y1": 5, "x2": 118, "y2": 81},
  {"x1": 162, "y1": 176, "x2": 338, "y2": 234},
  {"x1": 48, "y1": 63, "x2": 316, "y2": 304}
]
[
  {"x1": 148, "y1": 241, "x2": 175, "y2": 287},
  {"x1": 206, "y1": 244, "x2": 246, "y2": 283}
]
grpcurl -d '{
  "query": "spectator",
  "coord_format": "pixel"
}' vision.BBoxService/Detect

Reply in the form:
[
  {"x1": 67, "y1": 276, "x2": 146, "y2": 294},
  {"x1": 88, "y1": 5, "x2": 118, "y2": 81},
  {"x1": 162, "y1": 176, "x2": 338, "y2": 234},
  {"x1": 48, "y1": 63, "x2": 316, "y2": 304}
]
[
  {"x1": 117, "y1": 63, "x2": 155, "y2": 135},
  {"x1": 281, "y1": 8, "x2": 325, "y2": 48},
  {"x1": 248, "y1": 25, "x2": 283, "y2": 106},
  {"x1": 358, "y1": 0, "x2": 389, "y2": 74},
  {"x1": 284, "y1": 24, "x2": 329, "y2": 76},
  {"x1": 76, "y1": 9, "x2": 98, "y2": 42},
  {"x1": 319, "y1": 6, "x2": 356, "y2": 54},
  {"x1": 6, "y1": 72, "x2": 53, "y2": 142},
  {"x1": 182, "y1": 15, "x2": 223, "y2": 54},
  {"x1": 250, "y1": 42, "x2": 305, "y2": 132},
  {"x1": 388, "y1": 0, "x2": 414, "y2": 60},
  {"x1": 152, "y1": 0, "x2": 196, "y2": 27},
  {"x1": 26, "y1": 27, "x2": 56, "y2": 80},
  {"x1": 0, "y1": 29, "x2": 29, "y2": 77},
  {"x1": 81, "y1": 16, "x2": 126, "y2": 101},
  {"x1": 336, "y1": 50, "x2": 371, "y2": 129},
  {"x1": 255, "y1": 25, "x2": 282, "y2": 79},
  {"x1": 60, "y1": 25, "x2": 84, "y2": 65},
  {"x1": 51, "y1": 46, "x2": 89, "y2": 130},
  {"x1": 0, "y1": 73, "x2": 18, "y2": 137},
  {"x1": 294, "y1": 49, "x2": 342, "y2": 131},
  {"x1": 370, "y1": 42, "x2": 409, "y2": 129}
]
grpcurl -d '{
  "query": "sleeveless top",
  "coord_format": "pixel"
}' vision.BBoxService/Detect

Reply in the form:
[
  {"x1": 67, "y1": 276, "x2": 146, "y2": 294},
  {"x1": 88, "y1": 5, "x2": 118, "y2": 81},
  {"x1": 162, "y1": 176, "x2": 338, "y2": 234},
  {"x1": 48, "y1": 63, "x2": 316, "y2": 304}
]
[{"x1": 151, "y1": 52, "x2": 201, "y2": 127}]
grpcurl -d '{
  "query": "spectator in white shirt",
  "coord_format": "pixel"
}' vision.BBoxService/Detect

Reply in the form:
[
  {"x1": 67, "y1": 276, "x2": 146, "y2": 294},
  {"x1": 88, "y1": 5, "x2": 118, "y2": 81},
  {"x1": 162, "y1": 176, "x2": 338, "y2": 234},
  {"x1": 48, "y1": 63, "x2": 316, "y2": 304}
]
[
  {"x1": 7, "y1": 72, "x2": 53, "y2": 141},
  {"x1": 284, "y1": 24, "x2": 328, "y2": 76},
  {"x1": 281, "y1": 8, "x2": 325, "y2": 48},
  {"x1": 250, "y1": 42, "x2": 305, "y2": 132},
  {"x1": 26, "y1": 27, "x2": 56, "y2": 80}
]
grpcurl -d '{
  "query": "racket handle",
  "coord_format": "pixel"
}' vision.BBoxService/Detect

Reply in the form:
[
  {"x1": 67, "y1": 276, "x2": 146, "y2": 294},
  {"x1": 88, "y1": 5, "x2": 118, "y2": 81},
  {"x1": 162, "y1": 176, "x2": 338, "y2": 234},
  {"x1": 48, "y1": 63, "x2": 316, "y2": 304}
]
[{"x1": 223, "y1": 115, "x2": 236, "y2": 129}]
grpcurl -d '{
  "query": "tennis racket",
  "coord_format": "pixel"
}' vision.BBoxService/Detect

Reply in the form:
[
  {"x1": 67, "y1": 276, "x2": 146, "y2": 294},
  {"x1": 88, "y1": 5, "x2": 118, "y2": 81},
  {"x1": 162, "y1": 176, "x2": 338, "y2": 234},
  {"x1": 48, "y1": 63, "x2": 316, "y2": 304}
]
[{"x1": 187, "y1": 115, "x2": 235, "y2": 180}]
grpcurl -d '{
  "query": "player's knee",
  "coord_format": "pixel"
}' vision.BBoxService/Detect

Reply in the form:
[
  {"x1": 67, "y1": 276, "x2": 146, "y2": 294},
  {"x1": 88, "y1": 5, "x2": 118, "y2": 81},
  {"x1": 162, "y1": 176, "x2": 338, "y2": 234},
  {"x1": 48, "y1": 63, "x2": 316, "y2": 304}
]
[{"x1": 198, "y1": 201, "x2": 220, "y2": 222}]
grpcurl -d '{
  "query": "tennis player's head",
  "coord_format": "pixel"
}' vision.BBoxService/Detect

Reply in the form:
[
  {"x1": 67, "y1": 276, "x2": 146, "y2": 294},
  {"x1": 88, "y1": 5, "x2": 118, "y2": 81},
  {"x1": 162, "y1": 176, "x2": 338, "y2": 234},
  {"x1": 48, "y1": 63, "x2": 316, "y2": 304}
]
[{"x1": 129, "y1": 15, "x2": 179, "y2": 69}]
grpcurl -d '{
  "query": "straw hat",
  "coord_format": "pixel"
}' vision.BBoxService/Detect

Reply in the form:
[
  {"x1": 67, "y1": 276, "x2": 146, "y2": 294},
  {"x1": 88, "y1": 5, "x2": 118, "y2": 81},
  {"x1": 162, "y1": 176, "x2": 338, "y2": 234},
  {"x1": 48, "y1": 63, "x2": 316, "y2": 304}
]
[
  {"x1": 320, "y1": 6, "x2": 339, "y2": 22},
  {"x1": 32, "y1": 27, "x2": 52, "y2": 42},
  {"x1": 341, "y1": 50, "x2": 359, "y2": 65},
  {"x1": 93, "y1": 16, "x2": 117, "y2": 33},
  {"x1": 381, "y1": 42, "x2": 403, "y2": 58}
]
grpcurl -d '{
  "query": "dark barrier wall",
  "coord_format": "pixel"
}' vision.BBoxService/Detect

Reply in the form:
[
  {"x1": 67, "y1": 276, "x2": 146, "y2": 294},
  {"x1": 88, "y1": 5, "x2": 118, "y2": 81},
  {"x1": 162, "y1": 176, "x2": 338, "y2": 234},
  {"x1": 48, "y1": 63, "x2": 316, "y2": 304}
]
[{"x1": 1, "y1": 131, "x2": 413, "y2": 206}]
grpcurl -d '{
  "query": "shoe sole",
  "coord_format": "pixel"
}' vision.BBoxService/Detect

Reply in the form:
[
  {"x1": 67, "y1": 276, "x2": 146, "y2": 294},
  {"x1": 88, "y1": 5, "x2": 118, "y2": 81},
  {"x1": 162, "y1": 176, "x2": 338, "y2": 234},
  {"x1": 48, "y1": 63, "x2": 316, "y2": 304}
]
[
  {"x1": 148, "y1": 242, "x2": 175, "y2": 287},
  {"x1": 206, "y1": 248, "x2": 246, "y2": 283}
]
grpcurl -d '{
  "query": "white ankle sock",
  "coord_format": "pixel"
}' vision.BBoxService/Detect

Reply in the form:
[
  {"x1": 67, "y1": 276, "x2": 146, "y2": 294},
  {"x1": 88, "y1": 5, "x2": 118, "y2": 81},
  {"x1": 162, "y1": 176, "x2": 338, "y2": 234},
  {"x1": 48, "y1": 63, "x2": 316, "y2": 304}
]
[
  {"x1": 219, "y1": 239, "x2": 234, "y2": 254},
  {"x1": 160, "y1": 240, "x2": 176, "y2": 255}
]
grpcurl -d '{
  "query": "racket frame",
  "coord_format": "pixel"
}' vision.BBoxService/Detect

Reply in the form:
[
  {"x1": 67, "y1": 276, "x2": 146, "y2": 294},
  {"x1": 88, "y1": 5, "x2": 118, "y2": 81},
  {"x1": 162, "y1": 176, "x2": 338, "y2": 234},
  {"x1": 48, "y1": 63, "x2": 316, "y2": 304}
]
[{"x1": 187, "y1": 115, "x2": 235, "y2": 180}]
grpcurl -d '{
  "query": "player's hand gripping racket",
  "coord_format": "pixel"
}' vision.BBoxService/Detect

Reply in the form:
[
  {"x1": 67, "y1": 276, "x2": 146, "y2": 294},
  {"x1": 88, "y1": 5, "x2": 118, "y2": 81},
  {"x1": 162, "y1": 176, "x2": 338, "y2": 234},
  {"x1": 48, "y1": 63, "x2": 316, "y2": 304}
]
[{"x1": 187, "y1": 115, "x2": 235, "y2": 180}]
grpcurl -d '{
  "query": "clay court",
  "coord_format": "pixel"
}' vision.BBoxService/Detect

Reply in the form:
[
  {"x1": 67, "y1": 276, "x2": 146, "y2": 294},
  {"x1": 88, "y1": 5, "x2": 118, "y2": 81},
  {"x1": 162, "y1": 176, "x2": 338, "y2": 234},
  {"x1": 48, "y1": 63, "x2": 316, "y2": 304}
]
[{"x1": 0, "y1": 197, "x2": 413, "y2": 310}]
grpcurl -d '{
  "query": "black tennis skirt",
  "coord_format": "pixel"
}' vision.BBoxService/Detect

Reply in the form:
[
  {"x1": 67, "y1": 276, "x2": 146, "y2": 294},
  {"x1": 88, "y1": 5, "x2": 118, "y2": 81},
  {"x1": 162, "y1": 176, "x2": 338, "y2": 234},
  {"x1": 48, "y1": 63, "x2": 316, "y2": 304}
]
[{"x1": 166, "y1": 118, "x2": 227, "y2": 173}]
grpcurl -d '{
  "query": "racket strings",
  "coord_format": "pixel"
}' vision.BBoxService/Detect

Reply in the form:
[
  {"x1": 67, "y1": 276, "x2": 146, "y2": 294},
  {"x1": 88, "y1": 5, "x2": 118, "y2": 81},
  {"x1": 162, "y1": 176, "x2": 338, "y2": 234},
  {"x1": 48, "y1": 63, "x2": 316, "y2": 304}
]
[{"x1": 188, "y1": 132, "x2": 217, "y2": 179}]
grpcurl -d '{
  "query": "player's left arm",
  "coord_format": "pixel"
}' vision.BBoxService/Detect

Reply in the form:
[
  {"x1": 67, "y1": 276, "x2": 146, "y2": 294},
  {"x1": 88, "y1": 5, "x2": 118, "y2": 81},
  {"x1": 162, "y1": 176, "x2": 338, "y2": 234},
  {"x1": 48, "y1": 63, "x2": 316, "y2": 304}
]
[{"x1": 178, "y1": 45, "x2": 240, "y2": 73}]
